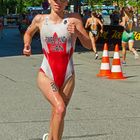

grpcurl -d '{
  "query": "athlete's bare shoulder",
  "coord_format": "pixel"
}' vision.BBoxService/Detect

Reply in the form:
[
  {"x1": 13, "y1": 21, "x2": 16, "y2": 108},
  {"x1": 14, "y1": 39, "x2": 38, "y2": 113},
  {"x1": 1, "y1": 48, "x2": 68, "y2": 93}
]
[
  {"x1": 33, "y1": 14, "x2": 48, "y2": 24},
  {"x1": 87, "y1": 17, "x2": 92, "y2": 22}
]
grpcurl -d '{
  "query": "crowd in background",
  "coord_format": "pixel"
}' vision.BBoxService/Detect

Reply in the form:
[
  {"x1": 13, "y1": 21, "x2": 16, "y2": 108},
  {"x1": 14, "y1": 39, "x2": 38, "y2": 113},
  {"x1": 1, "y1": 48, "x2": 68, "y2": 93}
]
[
  {"x1": 0, "y1": 5, "x2": 140, "y2": 40},
  {"x1": 82, "y1": 6, "x2": 139, "y2": 27}
]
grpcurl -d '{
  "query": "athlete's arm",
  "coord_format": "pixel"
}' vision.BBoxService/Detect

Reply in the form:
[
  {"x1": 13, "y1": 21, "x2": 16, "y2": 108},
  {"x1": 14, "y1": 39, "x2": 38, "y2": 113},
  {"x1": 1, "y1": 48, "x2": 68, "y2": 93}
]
[
  {"x1": 119, "y1": 16, "x2": 125, "y2": 27},
  {"x1": 70, "y1": 13, "x2": 92, "y2": 50},
  {"x1": 85, "y1": 18, "x2": 90, "y2": 29},
  {"x1": 23, "y1": 14, "x2": 41, "y2": 56}
]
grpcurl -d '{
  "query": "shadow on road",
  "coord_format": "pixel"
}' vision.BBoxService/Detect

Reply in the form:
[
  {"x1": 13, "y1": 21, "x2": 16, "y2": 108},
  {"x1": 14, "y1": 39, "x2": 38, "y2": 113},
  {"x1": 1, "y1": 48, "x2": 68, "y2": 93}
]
[
  {"x1": 0, "y1": 28, "x2": 41, "y2": 57},
  {"x1": 2, "y1": 28, "x2": 136, "y2": 57},
  {"x1": 0, "y1": 30, "x2": 91, "y2": 57},
  {"x1": 29, "y1": 132, "x2": 111, "y2": 140}
]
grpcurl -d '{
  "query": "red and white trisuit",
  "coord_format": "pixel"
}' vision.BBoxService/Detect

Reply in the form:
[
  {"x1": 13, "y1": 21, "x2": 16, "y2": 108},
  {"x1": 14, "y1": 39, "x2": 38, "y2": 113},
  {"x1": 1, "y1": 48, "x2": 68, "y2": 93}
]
[{"x1": 40, "y1": 15, "x2": 76, "y2": 88}]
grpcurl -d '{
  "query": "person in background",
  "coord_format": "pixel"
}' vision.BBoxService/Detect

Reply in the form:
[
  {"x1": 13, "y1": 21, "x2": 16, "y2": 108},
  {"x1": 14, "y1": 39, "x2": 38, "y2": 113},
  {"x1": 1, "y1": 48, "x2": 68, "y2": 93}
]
[
  {"x1": 96, "y1": 11, "x2": 104, "y2": 24},
  {"x1": 18, "y1": 14, "x2": 29, "y2": 38},
  {"x1": 110, "y1": 10, "x2": 120, "y2": 26},
  {"x1": 27, "y1": 12, "x2": 34, "y2": 24},
  {"x1": 82, "y1": 10, "x2": 91, "y2": 26},
  {"x1": 23, "y1": 0, "x2": 92, "y2": 140},
  {"x1": 120, "y1": 6, "x2": 139, "y2": 64},
  {"x1": 85, "y1": 11, "x2": 103, "y2": 59}
]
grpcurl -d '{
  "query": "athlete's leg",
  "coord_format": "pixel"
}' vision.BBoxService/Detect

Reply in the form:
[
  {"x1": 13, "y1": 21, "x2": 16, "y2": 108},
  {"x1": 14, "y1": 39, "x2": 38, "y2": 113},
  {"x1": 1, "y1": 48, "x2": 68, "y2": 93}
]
[
  {"x1": 47, "y1": 75, "x2": 75, "y2": 140},
  {"x1": 49, "y1": 75, "x2": 75, "y2": 140},
  {"x1": 89, "y1": 32, "x2": 97, "y2": 53},
  {"x1": 128, "y1": 41, "x2": 139, "y2": 59},
  {"x1": 48, "y1": 107, "x2": 54, "y2": 140},
  {"x1": 59, "y1": 74, "x2": 75, "y2": 139},
  {"x1": 128, "y1": 40, "x2": 135, "y2": 53},
  {"x1": 89, "y1": 32, "x2": 98, "y2": 59},
  {"x1": 37, "y1": 71, "x2": 66, "y2": 140},
  {"x1": 95, "y1": 32, "x2": 99, "y2": 42},
  {"x1": 95, "y1": 34, "x2": 100, "y2": 59},
  {"x1": 121, "y1": 31, "x2": 128, "y2": 63},
  {"x1": 121, "y1": 41, "x2": 127, "y2": 63}
]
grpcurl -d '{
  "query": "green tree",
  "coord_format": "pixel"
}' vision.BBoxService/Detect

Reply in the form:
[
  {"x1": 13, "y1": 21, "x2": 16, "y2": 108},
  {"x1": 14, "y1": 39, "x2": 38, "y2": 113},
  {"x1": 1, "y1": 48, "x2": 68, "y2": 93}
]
[
  {"x1": 0, "y1": 0, "x2": 4, "y2": 15},
  {"x1": 0, "y1": 0, "x2": 44, "y2": 14},
  {"x1": 6, "y1": 0, "x2": 17, "y2": 13}
]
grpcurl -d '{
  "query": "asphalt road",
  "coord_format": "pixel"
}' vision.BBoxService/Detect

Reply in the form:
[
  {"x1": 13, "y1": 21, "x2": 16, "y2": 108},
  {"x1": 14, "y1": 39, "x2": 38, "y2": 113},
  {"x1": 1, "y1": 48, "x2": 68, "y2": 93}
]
[{"x1": 0, "y1": 28, "x2": 140, "y2": 140}]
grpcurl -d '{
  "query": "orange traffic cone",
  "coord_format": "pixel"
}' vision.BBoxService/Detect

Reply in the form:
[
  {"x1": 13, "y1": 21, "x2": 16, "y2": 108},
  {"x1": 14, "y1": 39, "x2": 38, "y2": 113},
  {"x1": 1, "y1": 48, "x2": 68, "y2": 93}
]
[
  {"x1": 97, "y1": 43, "x2": 111, "y2": 77},
  {"x1": 108, "y1": 44, "x2": 126, "y2": 79}
]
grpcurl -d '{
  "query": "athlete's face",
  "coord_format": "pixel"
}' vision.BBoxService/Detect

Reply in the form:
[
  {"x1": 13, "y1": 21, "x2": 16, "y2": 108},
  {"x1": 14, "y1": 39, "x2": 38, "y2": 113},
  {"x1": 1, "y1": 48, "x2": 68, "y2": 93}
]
[{"x1": 49, "y1": 0, "x2": 68, "y2": 13}]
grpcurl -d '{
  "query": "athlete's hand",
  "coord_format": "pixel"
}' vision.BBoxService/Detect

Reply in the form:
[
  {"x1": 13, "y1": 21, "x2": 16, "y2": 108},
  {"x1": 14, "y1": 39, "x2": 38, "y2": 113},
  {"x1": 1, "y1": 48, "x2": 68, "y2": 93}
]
[
  {"x1": 23, "y1": 44, "x2": 31, "y2": 56},
  {"x1": 67, "y1": 22, "x2": 76, "y2": 34}
]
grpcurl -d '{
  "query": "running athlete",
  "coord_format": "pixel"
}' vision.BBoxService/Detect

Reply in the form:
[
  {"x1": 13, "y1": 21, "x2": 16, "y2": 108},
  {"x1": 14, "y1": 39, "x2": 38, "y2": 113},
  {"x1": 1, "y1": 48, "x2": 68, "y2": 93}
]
[
  {"x1": 85, "y1": 11, "x2": 103, "y2": 59},
  {"x1": 23, "y1": 0, "x2": 92, "y2": 140},
  {"x1": 120, "y1": 7, "x2": 139, "y2": 64}
]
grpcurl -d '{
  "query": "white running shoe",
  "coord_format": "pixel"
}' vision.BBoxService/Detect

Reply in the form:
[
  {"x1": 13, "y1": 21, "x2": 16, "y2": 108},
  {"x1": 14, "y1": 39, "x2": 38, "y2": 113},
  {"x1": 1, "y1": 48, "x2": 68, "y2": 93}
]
[
  {"x1": 43, "y1": 133, "x2": 49, "y2": 140},
  {"x1": 95, "y1": 53, "x2": 98, "y2": 60},
  {"x1": 134, "y1": 53, "x2": 139, "y2": 59}
]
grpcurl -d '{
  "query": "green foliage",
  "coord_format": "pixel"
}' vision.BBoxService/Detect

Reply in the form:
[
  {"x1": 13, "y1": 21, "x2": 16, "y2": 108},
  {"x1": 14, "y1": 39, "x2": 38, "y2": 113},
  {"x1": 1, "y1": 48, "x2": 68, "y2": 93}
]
[
  {"x1": 0, "y1": 0, "x2": 140, "y2": 15},
  {"x1": 0, "y1": 0, "x2": 43, "y2": 14},
  {"x1": 84, "y1": 0, "x2": 103, "y2": 6}
]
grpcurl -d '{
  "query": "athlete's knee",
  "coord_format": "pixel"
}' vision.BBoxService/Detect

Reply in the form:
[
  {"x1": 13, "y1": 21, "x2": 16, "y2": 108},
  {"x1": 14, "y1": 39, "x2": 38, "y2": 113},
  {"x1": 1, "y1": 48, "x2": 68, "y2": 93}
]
[
  {"x1": 122, "y1": 47, "x2": 126, "y2": 52},
  {"x1": 55, "y1": 102, "x2": 66, "y2": 118},
  {"x1": 128, "y1": 46, "x2": 134, "y2": 52}
]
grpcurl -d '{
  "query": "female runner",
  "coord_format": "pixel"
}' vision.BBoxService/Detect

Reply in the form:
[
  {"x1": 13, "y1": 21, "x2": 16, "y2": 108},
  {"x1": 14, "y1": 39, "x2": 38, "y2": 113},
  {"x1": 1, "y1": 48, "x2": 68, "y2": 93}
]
[{"x1": 23, "y1": 0, "x2": 92, "y2": 140}]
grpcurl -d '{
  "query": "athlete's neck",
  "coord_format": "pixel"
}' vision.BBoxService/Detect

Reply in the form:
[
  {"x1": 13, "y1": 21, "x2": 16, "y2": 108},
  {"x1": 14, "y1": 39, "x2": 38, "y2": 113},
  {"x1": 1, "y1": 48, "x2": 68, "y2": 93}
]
[{"x1": 49, "y1": 11, "x2": 65, "y2": 24}]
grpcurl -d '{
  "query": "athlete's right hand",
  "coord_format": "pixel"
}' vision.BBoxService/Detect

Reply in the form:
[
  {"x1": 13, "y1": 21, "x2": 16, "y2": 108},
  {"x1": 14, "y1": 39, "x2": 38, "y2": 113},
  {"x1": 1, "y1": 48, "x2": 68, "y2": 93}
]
[
  {"x1": 67, "y1": 22, "x2": 76, "y2": 34},
  {"x1": 23, "y1": 44, "x2": 31, "y2": 56}
]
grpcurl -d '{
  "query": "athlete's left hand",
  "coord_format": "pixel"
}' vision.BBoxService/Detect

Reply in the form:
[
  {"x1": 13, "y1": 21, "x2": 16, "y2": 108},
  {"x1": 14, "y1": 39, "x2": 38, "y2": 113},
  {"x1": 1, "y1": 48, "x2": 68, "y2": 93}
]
[{"x1": 67, "y1": 22, "x2": 76, "y2": 34}]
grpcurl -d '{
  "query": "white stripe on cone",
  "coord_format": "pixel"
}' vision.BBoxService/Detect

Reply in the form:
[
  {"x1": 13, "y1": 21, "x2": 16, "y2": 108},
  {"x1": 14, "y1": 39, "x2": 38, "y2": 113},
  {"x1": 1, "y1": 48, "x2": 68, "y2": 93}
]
[
  {"x1": 111, "y1": 65, "x2": 122, "y2": 72},
  {"x1": 101, "y1": 63, "x2": 110, "y2": 70},
  {"x1": 103, "y1": 50, "x2": 109, "y2": 57},
  {"x1": 114, "y1": 52, "x2": 120, "y2": 59}
]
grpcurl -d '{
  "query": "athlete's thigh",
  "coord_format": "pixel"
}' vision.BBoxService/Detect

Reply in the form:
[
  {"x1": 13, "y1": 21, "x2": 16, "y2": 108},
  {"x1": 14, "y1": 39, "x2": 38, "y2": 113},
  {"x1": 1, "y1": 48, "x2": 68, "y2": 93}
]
[
  {"x1": 37, "y1": 71, "x2": 64, "y2": 107},
  {"x1": 128, "y1": 41, "x2": 134, "y2": 50},
  {"x1": 95, "y1": 33, "x2": 99, "y2": 42},
  {"x1": 89, "y1": 32, "x2": 96, "y2": 44},
  {"x1": 122, "y1": 42, "x2": 127, "y2": 49},
  {"x1": 122, "y1": 31, "x2": 129, "y2": 43},
  {"x1": 60, "y1": 74, "x2": 75, "y2": 106}
]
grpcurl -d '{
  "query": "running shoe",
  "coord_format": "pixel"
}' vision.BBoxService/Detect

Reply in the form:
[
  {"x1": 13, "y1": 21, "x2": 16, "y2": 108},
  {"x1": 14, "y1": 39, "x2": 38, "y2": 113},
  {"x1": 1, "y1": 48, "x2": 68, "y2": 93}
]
[
  {"x1": 95, "y1": 53, "x2": 98, "y2": 60},
  {"x1": 122, "y1": 61, "x2": 126, "y2": 65},
  {"x1": 134, "y1": 53, "x2": 139, "y2": 59},
  {"x1": 43, "y1": 133, "x2": 49, "y2": 140}
]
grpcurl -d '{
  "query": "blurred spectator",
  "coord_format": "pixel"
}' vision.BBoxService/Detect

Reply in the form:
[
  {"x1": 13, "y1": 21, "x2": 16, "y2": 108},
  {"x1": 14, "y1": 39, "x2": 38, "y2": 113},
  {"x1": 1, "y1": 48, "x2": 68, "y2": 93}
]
[
  {"x1": 96, "y1": 12, "x2": 104, "y2": 23},
  {"x1": 18, "y1": 14, "x2": 29, "y2": 38},
  {"x1": 82, "y1": 10, "x2": 91, "y2": 26},
  {"x1": 27, "y1": 12, "x2": 34, "y2": 24},
  {"x1": 110, "y1": 10, "x2": 120, "y2": 25},
  {"x1": 4, "y1": 16, "x2": 8, "y2": 27}
]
